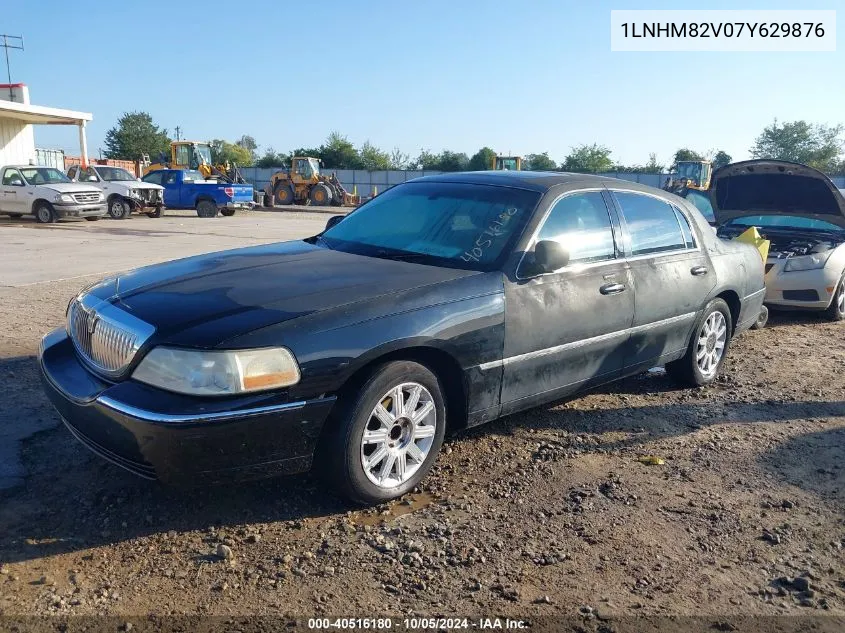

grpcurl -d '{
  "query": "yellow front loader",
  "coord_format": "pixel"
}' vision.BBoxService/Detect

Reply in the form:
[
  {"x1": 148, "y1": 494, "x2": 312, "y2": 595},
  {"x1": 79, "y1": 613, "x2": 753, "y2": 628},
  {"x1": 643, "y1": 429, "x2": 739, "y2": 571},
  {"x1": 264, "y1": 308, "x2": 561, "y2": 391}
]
[
  {"x1": 265, "y1": 157, "x2": 360, "y2": 207},
  {"x1": 142, "y1": 141, "x2": 246, "y2": 184}
]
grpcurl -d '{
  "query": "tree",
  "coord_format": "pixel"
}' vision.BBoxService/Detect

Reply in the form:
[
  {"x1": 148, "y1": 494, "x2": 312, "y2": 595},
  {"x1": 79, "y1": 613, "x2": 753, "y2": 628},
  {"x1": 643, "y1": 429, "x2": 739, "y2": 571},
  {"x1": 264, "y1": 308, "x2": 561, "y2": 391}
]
[
  {"x1": 561, "y1": 143, "x2": 613, "y2": 173},
  {"x1": 614, "y1": 153, "x2": 664, "y2": 174},
  {"x1": 236, "y1": 135, "x2": 258, "y2": 161},
  {"x1": 435, "y1": 151, "x2": 470, "y2": 172},
  {"x1": 523, "y1": 152, "x2": 557, "y2": 171},
  {"x1": 414, "y1": 149, "x2": 440, "y2": 170},
  {"x1": 670, "y1": 148, "x2": 704, "y2": 171},
  {"x1": 320, "y1": 132, "x2": 362, "y2": 169},
  {"x1": 750, "y1": 119, "x2": 844, "y2": 171},
  {"x1": 468, "y1": 147, "x2": 496, "y2": 171},
  {"x1": 255, "y1": 147, "x2": 287, "y2": 168},
  {"x1": 104, "y1": 111, "x2": 170, "y2": 160},
  {"x1": 711, "y1": 150, "x2": 732, "y2": 170},
  {"x1": 389, "y1": 147, "x2": 410, "y2": 170},
  {"x1": 359, "y1": 141, "x2": 391, "y2": 171},
  {"x1": 209, "y1": 139, "x2": 254, "y2": 166}
]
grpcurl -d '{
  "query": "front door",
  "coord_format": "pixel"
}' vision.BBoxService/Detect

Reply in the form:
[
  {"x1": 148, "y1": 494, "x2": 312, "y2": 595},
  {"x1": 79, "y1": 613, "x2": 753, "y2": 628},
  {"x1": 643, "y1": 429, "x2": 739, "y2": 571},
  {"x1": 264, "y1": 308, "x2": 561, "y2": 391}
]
[
  {"x1": 1, "y1": 168, "x2": 28, "y2": 214},
  {"x1": 501, "y1": 190, "x2": 635, "y2": 414},
  {"x1": 608, "y1": 190, "x2": 716, "y2": 372}
]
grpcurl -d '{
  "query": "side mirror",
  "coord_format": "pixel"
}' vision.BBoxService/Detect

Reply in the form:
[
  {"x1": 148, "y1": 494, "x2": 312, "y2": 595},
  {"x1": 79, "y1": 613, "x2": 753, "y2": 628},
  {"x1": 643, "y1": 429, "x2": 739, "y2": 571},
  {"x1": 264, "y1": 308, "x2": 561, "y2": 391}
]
[
  {"x1": 533, "y1": 240, "x2": 569, "y2": 273},
  {"x1": 325, "y1": 214, "x2": 344, "y2": 230}
]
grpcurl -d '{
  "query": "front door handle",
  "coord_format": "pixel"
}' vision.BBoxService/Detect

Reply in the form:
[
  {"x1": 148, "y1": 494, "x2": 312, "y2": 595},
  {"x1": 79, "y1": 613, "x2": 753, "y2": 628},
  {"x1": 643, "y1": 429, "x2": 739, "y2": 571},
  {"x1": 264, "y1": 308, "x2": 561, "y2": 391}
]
[
  {"x1": 691, "y1": 266, "x2": 708, "y2": 276},
  {"x1": 600, "y1": 282, "x2": 626, "y2": 295}
]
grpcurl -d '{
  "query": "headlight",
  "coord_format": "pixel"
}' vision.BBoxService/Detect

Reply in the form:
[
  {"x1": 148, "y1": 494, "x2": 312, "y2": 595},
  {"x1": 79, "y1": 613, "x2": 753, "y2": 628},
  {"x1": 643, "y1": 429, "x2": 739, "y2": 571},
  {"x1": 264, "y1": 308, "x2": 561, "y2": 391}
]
[
  {"x1": 783, "y1": 251, "x2": 832, "y2": 272},
  {"x1": 54, "y1": 193, "x2": 74, "y2": 203},
  {"x1": 132, "y1": 346, "x2": 301, "y2": 396}
]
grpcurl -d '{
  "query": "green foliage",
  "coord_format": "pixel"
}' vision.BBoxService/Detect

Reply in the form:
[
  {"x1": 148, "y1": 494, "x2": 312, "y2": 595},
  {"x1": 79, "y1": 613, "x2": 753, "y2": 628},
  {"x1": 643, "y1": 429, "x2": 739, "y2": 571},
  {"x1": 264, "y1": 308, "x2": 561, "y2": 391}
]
[
  {"x1": 615, "y1": 152, "x2": 664, "y2": 174},
  {"x1": 320, "y1": 132, "x2": 363, "y2": 169},
  {"x1": 561, "y1": 144, "x2": 614, "y2": 173},
  {"x1": 711, "y1": 150, "x2": 732, "y2": 170},
  {"x1": 389, "y1": 147, "x2": 411, "y2": 170},
  {"x1": 523, "y1": 152, "x2": 557, "y2": 171},
  {"x1": 209, "y1": 139, "x2": 254, "y2": 166},
  {"x1": 468, "y1": 147, "x2": 497, "y2": 171},
  {"x1": 359, "y1": 141, "x2": 391, "y2": 171},
  {"x1": 104, "y1": 111, "x2": 171, "y2": 160},
  {"x1": 670, "y1": 148, "x2": 704, "y2": 172},
  {"x1": 255, "y1": 147, "x2": 288, "y2": 168},
  {"x1": 236, "y1": 135, "x2": 258, "y2": 162},
  {"x1": 750, "y1": 119, "x2": 844, "y2": 172}
]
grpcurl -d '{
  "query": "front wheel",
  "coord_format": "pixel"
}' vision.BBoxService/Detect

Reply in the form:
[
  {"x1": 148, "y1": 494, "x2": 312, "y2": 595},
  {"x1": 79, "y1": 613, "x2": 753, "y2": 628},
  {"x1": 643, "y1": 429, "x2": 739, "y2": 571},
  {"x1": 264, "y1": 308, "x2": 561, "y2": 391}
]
[
  {"x1": 34, "y1": 203, "x2": 56, "y2": 224},
  {"x1": 146, "y1": 206, "x2": 162, "y2": 218},
  {"x1": 824, "y1": 276, "x2": 845, "y2": 321},
  {"x1": 666, "y1": 298, "x2": 732, "y2": 387},
  {"x1": 196, "y1": 200, "x2": 218, "y2": 218},
  {"x1": 220, "y1": 208, "x2": 236, "y2": 217},
  {"x1": 321, "y1": 361, "x2": 446, "y2": 505},
  {"x1": 108, "y1": 197, "x2": 131, "y2": 220}
]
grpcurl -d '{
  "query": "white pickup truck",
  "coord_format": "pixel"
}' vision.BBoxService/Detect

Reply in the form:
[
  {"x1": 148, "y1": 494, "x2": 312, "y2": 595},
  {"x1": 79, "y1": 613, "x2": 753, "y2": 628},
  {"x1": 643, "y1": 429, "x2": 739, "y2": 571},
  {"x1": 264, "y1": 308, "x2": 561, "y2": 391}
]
[
  {"x1": 1, "y1": 165, "x2": 106, "y2": 223},
  {"x1": 67, "y1": 164, "x2": 165, "y2": 219}
]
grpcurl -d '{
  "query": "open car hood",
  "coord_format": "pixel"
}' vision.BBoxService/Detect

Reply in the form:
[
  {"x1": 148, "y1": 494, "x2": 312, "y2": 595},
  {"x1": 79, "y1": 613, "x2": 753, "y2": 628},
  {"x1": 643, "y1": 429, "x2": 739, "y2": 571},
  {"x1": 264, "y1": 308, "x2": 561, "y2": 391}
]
[{"x1": 710, "y1": 160, "x2": 845, "y2": 229}]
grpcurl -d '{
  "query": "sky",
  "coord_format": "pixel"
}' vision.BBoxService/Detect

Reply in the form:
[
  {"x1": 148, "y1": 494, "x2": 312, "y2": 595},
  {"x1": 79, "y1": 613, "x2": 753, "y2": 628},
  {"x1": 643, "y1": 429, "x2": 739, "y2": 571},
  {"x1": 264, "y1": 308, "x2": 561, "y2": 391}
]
[{"x1": 4, "y1": 0, "x2": 843, "y2": 167}]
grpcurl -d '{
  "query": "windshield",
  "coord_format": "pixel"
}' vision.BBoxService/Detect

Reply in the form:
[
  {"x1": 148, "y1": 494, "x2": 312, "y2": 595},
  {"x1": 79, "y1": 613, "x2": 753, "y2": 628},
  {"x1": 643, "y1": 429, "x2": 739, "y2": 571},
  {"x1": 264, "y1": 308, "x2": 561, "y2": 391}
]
[
  {"x1": 677, "y1": 162, "x2": 703, "y2": 182},
  {"x1": 20, "y1": 167, "x2": 70, "y2": 185},
  {"x1": 321, "y1": 181, "x2": 540, "y2": 270},
  {"x1": 96, "y1": 167, "x2": 136, "y2": 181},
  {"x1": 195, "y1": 145, "x2": 212, "y2": 165},
  {"x1": 727, "y1": 215, "x2": 844, "y2": 232}
]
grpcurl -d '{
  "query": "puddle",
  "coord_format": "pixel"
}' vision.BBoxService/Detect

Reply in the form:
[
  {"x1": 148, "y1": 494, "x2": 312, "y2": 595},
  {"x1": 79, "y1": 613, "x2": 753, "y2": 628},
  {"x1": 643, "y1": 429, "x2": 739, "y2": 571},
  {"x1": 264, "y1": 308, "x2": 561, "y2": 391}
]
[{"x1": 350, "y1": 491, "x2": 438, "y2": 526}]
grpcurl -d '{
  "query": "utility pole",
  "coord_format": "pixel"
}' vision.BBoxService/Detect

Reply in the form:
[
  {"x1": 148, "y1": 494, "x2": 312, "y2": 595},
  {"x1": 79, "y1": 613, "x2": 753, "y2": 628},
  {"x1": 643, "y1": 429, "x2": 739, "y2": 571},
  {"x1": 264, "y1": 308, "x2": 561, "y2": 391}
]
[
  {"x1": 0, "y1": 34, "x2": 24, "y2": 102},
  {"x1": 175, "y1": 125, "x2": 182, "y2": 141}
]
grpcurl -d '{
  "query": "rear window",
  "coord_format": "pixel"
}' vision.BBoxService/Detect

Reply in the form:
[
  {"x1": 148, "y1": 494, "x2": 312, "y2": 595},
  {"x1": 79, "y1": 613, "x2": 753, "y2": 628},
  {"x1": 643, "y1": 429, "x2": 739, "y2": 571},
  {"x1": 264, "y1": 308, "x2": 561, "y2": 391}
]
[{"x1": 612, "y1": 191, "x2": 687, "y2": 256}]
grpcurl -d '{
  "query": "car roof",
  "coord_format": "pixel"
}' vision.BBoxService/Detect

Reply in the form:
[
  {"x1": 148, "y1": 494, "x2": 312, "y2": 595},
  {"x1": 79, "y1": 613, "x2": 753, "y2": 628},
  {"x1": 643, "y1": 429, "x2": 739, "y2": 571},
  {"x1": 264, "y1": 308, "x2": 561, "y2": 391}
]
[
  {"x1": 4, "y1": 164, "x2": 59, "y2": 169},
  {"x1": 408, "y1": 170, "x2": 655, "y2": 194}
]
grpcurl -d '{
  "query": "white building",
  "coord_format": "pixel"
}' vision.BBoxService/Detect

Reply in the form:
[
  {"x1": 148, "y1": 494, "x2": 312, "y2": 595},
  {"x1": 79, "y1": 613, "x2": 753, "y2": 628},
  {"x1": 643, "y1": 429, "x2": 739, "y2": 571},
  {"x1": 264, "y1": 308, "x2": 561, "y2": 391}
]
[{"x1": 0, "y1": 84, "x2": 92, "y2": 167}]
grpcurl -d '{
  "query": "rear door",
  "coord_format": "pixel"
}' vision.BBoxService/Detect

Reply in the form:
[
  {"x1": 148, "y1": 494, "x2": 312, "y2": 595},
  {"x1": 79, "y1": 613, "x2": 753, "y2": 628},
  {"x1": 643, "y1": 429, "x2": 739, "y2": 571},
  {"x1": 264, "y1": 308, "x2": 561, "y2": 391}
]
[
  {"x1": 500, "y1": 189, "x2": 635, "y2": 412},
  {"x1": 609, "y1": 189, "x2": 716, "y2": 373}
]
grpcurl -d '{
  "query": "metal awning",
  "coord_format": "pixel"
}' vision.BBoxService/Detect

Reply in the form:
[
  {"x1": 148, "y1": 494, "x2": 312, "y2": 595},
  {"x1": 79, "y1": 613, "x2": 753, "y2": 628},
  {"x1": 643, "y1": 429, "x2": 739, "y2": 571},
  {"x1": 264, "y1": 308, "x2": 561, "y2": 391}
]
[{"x1": 0, "y1": 99, "x2": 92, "y2": 125}]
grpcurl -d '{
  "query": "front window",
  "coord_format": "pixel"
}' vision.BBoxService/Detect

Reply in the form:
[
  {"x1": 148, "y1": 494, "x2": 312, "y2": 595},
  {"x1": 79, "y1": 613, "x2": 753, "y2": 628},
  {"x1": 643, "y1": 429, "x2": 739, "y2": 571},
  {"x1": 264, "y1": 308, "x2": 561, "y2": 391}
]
[
  {"x1": 727, "y1": 215, "x2": 844, "y2": 232},
  {"x1": 321, "y1": 181, "x2": 540, "y2": 270},
  {"x1": 20, "y1": 167, "x2": 70, "y2": 185},
  {"x1": 195, "y1": 145, "x2": 212, "y2": 166},
  {"x1": 96, "y1": 167, "x2": 136, "y2": 181},
  {"x1": 536, "y1": 192, "x2": 617, "y2": 264}
]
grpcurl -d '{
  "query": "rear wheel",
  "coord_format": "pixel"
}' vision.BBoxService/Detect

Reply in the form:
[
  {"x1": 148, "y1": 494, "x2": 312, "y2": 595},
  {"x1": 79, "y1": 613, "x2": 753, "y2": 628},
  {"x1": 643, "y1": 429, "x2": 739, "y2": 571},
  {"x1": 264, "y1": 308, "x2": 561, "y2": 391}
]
[
  {"x1": 108, "y1": 197, "x2": 131, "y2": 220},
  {"x1": 309, "y1": 183, "x2": 332, "y2": 206},
  {"x1": 34, "y1": 203, "x2": 56, "y2": 224},
  {"x1": 824, "y1": 276, "x2": 845, "y2": 321},
  {"x1": 320, "y1": 361, "x2": 446, "y2": 505},
  {"x1": 274, "y1": 183, "x2": 294, "y2": 205},
  {"x1": 146, "y1": 206, "x2": 162, "y2": 218},
  {"x1": 196, "y1": 199, "x2": 218, "y2": 218},
  {"x1": 666, "y1": 298, "x2": 732, "y2": 387},
  {"x1": 750, "y1": 305, "x2": 769, "y2": 330}
]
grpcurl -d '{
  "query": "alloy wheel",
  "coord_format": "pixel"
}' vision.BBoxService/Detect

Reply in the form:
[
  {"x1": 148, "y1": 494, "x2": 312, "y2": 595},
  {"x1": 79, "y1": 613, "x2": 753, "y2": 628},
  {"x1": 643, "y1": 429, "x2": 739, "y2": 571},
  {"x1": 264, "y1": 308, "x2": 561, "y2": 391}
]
[
  {"x1": 360, "y1": 382, "x2": 437, "y2": 489},
  {"x1": 696, "y1": 311, "x2": 727, "y2": 379}
]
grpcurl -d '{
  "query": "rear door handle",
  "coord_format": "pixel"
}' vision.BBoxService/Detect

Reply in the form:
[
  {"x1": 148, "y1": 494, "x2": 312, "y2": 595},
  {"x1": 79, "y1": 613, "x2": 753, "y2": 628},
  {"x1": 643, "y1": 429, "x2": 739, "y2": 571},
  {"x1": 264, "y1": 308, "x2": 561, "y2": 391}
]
[
  {"x1": 600, "y1": 282, "x2": 626, "y2": 295},
  {"x1": 691, "y1": 266, "x2": 708, "y2": 276}
]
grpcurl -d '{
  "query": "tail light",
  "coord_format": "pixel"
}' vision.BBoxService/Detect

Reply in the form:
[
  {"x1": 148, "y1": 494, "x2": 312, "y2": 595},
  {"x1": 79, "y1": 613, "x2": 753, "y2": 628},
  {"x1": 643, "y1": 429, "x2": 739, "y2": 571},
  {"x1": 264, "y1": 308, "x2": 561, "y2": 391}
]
[{"x1": 223, "y1": 187, "x2": 234, "y2": 198}]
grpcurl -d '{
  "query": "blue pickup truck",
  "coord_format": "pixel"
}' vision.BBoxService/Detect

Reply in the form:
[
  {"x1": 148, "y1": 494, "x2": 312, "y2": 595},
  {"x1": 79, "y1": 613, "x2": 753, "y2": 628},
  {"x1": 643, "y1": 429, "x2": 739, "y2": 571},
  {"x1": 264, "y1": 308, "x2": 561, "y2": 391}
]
[{"x1": 141, "y1": 169, "x2": 254, "y2": 217}]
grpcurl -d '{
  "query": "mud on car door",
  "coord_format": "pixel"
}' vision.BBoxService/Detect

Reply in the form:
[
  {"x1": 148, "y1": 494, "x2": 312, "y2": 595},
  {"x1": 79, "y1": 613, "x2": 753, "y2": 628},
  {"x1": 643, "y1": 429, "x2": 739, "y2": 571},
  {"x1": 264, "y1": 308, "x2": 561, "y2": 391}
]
[
  {"x1": 500, "y1": 190, "x2": 634, "y2": 414},
  {"x1": 608, "y1": 190, "x2": 716, "y2": 373}
]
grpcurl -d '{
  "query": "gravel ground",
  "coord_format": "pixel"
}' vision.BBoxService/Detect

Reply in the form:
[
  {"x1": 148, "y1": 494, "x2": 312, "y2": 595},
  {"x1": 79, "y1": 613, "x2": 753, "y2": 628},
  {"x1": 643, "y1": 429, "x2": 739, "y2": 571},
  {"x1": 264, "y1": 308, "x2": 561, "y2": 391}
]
[{"x1": 1, "y1": 261, "x2": 844, "y2": 623}]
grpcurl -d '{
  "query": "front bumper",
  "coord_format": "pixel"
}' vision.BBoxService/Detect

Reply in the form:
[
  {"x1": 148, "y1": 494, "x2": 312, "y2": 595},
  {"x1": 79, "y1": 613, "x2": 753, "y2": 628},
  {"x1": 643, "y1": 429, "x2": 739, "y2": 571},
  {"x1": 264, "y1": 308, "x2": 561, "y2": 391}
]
[
  {"x1": 763, "y1": 261, "x2": 841, "y2": 310},
  {"x1": 38, "y1": 328, "x2": 335, "y2": 483},
  {"x1": 225, "y1": 201, "x2": 252, "y2": 209},
  {"x1": 53, "y1": 202, "x2": 106, "y2": 218},
  {"x1": 128, "y1": 199, "x2": 165, "y2": 213}
]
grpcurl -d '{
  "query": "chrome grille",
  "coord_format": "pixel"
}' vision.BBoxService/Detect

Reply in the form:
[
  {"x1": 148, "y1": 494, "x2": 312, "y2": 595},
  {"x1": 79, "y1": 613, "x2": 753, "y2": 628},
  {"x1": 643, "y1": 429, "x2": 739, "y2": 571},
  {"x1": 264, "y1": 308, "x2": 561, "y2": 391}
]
[
  {"x1": 67, "y1": 295, "x2": 155, "y2": 378},
  {"x1": 72, "y1": 192, "x2": 101, "y2": 204}
]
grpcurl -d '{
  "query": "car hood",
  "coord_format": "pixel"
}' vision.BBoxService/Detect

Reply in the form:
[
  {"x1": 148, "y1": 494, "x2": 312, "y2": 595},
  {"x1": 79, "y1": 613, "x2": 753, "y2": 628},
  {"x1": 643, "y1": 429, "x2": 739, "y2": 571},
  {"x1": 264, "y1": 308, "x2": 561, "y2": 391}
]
[
  {"x1": 42, "y1": 182, "x2": 101, "y2": 194},
  {"x1": 86, "y1": 241, "x2": 479, "y2": 346},
  {"x1": 710, "y1": 160, "x2": 845, "y2": 229}
]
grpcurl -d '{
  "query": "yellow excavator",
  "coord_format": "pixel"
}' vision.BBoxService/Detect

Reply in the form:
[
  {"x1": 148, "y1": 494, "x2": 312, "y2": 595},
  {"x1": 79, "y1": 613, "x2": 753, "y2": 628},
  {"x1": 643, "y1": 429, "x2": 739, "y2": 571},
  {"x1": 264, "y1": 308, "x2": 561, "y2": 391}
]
[
  {"x1": 491, "y1": 155, "x2": 522, "y2": 171},
  {"x1": 142, "y1": 141, "x2": 247, "y2": 184},
  {"x1": 662, "y1": 160, "x2": 712, "y2": 196},
  {"x1": 265, "y1": 156, "x2": 360, "y2": 207}
]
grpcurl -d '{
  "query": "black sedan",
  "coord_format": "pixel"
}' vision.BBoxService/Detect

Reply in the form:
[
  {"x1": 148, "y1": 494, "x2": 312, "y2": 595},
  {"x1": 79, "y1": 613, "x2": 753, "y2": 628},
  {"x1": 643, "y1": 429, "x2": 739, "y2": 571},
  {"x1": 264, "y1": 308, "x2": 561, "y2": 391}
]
[{"x1": 39, "y1": 172, "x2": 765, "y2": 504}]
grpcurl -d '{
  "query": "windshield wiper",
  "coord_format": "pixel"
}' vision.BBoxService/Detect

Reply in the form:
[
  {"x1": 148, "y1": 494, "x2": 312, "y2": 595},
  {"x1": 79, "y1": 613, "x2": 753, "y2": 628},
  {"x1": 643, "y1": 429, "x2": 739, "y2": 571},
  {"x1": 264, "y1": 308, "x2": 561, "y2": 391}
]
[{"x1": 373, "y1": 249, "x2": 430, "y2": 262}]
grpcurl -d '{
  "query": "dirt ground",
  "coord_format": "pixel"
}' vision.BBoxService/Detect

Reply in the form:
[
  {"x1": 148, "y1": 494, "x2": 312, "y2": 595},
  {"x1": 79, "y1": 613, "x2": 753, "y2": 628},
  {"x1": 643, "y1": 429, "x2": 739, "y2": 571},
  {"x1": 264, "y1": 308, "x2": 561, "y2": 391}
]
[{"x1": 1, "y1": 219, "x2": 844, "y2": 628}]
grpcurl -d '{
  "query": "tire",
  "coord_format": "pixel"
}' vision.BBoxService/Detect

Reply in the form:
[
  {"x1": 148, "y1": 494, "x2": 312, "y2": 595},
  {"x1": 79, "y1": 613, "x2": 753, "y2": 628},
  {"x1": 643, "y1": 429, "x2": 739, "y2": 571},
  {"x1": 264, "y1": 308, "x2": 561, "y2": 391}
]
[
  {"x1": 666, "y1": 298, "x2": 732, "y2": 387},
  {"x1": 34, "y1": 203, "x2": 56, "y2": 224},
  {"x1": 84, "y1": 216, "x2": 100, "y2": 222},
  {"x1": 196, "y1": 199, "x2": 218, "y2": 218},
  {"x1": 108, "y1": 197, "x2": 131, "y2": 220},
  {"x1": 309, "y1": 183, "x2": 332, "y2": 206},
  {"x1": 320, "y1": 361, "x2": 447, "y2": 505},
  {"x1": 274, "y1": 183, "x2": 294, "y2": 205},
  {"x1": 220, "y1": 208, "x2": 236, "y2": 217},
  {"x1": 750, "y1": 305, "x2": 769, "y2": 330},
  {"x1": 824, "y1": 276, "x2": 845, "y2": 321},
  {"x1": 146, "y1": 206, "x2": 162, "y2": 218}
]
